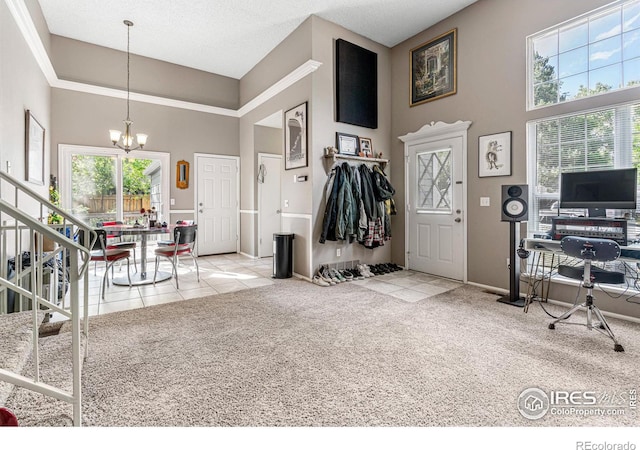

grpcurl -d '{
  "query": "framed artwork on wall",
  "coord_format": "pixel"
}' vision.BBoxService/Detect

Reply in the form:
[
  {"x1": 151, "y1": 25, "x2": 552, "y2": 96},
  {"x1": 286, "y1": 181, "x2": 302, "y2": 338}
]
[
  {"x1": 335, "y1": 39, "x2": 378, "y2": 129},
  {"x1": 336, "y1": 132, "x2": 359, "y2": 156},
  {"x1": 25, "y1": 110, "x2": 45, "y2": 185},
  {"x1": 478, "y1": 131, "x2": 512, "y2": 178},
  {"x1": 284, "y1": 102, "x2": 308, "y2": 170},
  {"x1": 410, "y1": 29, "x2": 457, "y2": 106},
  {"x1": 359, "y1": 137, "x2": 373, "y2": 157}
]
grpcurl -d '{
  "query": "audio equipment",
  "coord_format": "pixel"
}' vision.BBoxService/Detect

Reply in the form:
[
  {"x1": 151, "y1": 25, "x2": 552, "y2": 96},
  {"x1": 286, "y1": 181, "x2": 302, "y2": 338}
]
[
  {"x1": 551, "y1": 217, "x2": 628, "y2": 246},
  {"x1": 499, "y1": 184, "x2": 529, "y2": 307},
  {"x1": 501, "y1": 184, "x2": 529, "y2": 222},
  {"x1": 517, "y1": 239, "x2": 530, "y2": 259}
]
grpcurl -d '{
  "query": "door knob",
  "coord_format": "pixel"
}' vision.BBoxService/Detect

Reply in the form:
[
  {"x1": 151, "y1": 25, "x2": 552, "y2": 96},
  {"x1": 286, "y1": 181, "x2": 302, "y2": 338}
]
[
  {"x1": 199, "y1": 203, "x2": 203, "y2": 207},
  {"x1": 199, "y1": 209, "x2": 203, "y2": 213},
  {"x1": 276, "y1": 209, "x2": 281, "y2": 214},
  {"x1": 455, "y1": 218, "x2": 461, "y2": 223}
]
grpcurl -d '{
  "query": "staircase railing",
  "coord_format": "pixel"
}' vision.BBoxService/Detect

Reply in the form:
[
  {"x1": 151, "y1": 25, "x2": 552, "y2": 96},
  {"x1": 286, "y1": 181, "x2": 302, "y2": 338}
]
[{"x1": 0, "y1": 170, "x2": 95, "y2": 426}]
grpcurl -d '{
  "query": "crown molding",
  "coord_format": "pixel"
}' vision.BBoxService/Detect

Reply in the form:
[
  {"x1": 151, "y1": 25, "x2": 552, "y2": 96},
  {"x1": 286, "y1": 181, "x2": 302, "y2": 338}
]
[{"x1": 7, "y1": 0, "x2": 321, "y2": 118}]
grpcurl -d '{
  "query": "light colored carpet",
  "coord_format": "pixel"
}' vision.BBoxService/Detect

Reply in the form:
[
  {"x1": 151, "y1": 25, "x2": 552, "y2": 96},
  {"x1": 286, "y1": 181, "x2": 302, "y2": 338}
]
[{"x1": 4, "y1": 278, "x2": 640, "y2": 426}]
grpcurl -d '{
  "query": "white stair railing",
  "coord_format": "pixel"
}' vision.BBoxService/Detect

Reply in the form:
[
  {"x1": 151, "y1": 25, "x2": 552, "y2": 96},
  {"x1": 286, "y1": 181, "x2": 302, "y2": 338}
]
[{"x1": 0, "y1": 170, "x2": 95, "y2": 426}]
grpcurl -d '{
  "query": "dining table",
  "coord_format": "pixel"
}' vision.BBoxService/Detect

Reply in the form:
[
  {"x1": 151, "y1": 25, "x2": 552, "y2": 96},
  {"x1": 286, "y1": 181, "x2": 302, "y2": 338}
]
[{"x1": 102, "y1": 224, "x2": 174, "y2": 286}]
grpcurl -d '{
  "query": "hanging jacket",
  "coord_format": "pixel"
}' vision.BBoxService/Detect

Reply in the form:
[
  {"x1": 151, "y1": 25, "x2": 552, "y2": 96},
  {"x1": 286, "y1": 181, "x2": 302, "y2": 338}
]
[{"x1": 319, "y1": 164, "x2": 342, "y2": 243}]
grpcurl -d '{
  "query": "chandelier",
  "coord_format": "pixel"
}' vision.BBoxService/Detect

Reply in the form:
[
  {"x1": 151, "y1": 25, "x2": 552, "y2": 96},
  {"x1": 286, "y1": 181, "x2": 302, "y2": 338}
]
[{"x1": 109, "y1": 20, "x2": 147, "y2": 153}]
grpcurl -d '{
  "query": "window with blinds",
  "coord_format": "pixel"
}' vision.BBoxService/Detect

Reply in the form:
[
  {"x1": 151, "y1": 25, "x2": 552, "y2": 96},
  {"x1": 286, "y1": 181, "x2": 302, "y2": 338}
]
[
  {"x1": 527, "y1": 101, "x2": 640, "y2": 234},
  {"x1": 527, "y1": 0, "x2": 640, "y2": 110}
]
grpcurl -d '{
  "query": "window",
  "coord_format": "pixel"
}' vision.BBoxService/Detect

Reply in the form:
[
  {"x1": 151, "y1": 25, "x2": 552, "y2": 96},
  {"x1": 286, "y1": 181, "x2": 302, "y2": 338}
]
[
  {"x1": 527, "y1": 101, "x2": 640, "y2": 234},
  {"x1": 58, "y1": 145, "x2": 170, "y2": 227},
  {"x1": 527, "y1": 0, "x2": 640, "y2": 109},
  {"x1": 416, "y1": 149, "x2": 452, "y2": 213}
]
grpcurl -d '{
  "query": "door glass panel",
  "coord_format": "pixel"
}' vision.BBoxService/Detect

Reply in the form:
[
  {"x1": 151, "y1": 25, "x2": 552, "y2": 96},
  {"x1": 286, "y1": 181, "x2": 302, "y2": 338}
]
[
  {"x1": 122, "y1": 157, "x2": 154, "y2": 225},
  {"x1": 71, "y1": 155, "x2": 117, "y2": 226},
  {"x1": 416, "y1": 149, "x2": 452, "y2": 212}
]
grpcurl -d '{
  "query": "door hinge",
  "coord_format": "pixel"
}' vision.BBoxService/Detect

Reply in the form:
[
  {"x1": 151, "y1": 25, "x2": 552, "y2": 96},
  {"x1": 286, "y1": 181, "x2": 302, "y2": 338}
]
[
  {"x1": 407, "y1": 204, "x2": 411, "y2": 212},
  {"x1": 259, "y1": 238, "x2": 262, "y2": 244}
]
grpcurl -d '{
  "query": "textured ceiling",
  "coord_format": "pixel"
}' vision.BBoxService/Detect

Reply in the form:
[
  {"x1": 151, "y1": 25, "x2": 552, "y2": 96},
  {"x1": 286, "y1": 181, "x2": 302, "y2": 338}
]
[{"x1": 36, "y1": 0, "x2": 477, "y2": 80}]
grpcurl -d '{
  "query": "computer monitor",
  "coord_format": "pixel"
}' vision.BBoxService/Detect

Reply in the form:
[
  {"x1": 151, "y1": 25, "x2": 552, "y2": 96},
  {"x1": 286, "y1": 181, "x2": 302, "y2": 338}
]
[{"x1": 560, "y1": 168, "x2": 638, "y2": 217}]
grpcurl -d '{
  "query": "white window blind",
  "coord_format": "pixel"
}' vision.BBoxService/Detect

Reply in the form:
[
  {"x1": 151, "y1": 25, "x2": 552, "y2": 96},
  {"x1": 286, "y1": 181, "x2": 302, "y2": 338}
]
[
  {"x1": 527, "y1": 0, "x2": 640, "y2": 109},
  {"x1": 528, "y1": 101, "x2": 640, "y2": 234}
]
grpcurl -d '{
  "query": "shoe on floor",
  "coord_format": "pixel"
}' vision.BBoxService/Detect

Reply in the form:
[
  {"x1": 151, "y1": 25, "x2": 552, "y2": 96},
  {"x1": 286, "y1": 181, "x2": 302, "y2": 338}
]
[{"x1": 313, "y1": 275, "x2": 330, "y2": 286}]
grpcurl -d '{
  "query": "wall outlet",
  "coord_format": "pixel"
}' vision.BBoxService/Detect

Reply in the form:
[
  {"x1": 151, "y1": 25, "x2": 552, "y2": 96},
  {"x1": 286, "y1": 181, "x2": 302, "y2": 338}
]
[
  {"x1": 336, "y1": 248, "x2": 341, "y2": 257},
  {"x1": 170, "y1": 198, "x2": 175, "y2": 206},
  {"x1": 284, "y1": 199, "x2": 289, "y2": 208},
  {"x1": 480, "y1": 197, "x2": 490, "y2": 207}
]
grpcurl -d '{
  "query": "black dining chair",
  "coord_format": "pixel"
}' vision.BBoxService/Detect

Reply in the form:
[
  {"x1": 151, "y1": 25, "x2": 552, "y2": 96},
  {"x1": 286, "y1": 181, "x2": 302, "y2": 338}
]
[
  {"x1": 550, "y1": 236, "x2": 625, "y2": 352},
  {"x1": 97, "y1": 220, "x2": 137, "y2": 273},
  {"x1": 153, "y1": 224, "x2": 199, "y2": 289},
  {"x1": 80, "y1": 229, "x2": 133, "y2": 299}
]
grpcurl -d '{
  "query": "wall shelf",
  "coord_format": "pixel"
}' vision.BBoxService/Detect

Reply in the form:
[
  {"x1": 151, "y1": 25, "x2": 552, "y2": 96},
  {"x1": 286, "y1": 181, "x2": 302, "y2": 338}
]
[{"x1": 324, "y1": 154, "x2": 388, "y2": 166}]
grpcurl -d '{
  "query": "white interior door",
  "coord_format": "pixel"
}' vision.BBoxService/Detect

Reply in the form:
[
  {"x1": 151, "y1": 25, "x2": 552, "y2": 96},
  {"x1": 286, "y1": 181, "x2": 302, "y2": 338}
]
[
  {"x1": 196, "y1": 154, "x2": 239, "y2": 255},
  {"x1": 408, "y1": 137, "x2": 464, "y2": 280},
  {"x1": 258, "y1": 154, "x2": 282, "y2": 257}
]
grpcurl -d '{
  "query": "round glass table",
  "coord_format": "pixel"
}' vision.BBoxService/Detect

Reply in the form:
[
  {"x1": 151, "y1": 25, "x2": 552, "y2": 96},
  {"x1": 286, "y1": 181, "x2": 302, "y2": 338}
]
[{"x1": 102, "y1": 225, "x2": 174, "y2": 286}]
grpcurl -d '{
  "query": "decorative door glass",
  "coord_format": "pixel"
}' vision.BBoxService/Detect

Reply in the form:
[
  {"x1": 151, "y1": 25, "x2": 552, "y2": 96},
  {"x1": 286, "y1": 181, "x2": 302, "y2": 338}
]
[{"x1": 416, "y1": 149, "x2": 452, "y2": 213}]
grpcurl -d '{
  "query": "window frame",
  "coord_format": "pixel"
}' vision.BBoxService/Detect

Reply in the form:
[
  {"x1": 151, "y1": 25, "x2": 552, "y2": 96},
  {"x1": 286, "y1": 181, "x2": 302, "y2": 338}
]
[
  {"x1": 58, "y1": 144, "x2": 170, "y2": 225},
  {"x1": 526, "y1": 0, "x2": 640, "y2": 111},
  {"x1": 526, "y1": 99, "x2": 639, "y2": 235}
]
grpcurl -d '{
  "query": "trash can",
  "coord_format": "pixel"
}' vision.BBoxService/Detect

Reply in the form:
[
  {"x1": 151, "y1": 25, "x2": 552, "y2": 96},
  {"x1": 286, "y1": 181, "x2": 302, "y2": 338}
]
[{"x1": 273, "y1": 232, "x2": 295, "y2": 279}]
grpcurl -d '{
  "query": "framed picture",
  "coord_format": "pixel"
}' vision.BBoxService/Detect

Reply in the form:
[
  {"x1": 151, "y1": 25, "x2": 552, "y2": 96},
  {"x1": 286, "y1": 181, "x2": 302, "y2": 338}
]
[
  {"x1": 410, "y1": 29, "x2": 457, "y2": 106},
  {"x1": 336, "y1": 132, "x2": 359, "y2": 156},
  {"x1": 359, "y1": 137, "x2": 373, "y2": 157},
  {"x1": 284, "y1": 102, "x2": 308, "y2": 170},
  {"x1": 478, "y1": 131, "x2": 512, "y2": 178},
  {"x1": 25, "y1": 110, "x2": 45, "y2": 185}
]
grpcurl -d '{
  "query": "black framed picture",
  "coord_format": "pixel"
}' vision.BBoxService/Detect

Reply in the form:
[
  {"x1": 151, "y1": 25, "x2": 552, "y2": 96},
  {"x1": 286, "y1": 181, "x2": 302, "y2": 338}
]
[
  {"x1": 336, "y1": 132, "x2": 359, "y2": 156},
  {"x1": 335, "y1": 39, "x2": 378, "y2": 129},
  {"x1": 410, "y1": 29, "x2": 457, "y2": 106},
  {"x1": 284, "y1": 102, "x2": 308, "y2": 170}
]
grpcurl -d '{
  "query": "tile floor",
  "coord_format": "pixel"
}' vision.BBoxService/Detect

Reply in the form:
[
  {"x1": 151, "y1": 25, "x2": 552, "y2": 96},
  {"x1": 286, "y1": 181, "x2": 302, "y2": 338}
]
[{"x1": 51, "y1": 250, "x2": 464, "y2": 321}]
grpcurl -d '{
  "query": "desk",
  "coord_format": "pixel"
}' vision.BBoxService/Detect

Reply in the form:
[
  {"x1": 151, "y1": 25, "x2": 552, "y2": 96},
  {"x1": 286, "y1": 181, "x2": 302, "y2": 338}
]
[
  {"x1": 522, "y1": 238, "x2": 640, "y2": 311},
  {"x1": 103, "y1": 225, "x2": 173, "y2": 286}
]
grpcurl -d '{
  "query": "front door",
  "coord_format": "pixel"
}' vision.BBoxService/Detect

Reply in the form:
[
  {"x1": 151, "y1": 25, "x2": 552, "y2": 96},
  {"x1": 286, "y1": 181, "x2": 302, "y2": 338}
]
[
  {"x1": 196, "y1": 154, "x2": 239, "y2": 255},
  {"x1": 258, "y1": 154, "x2": 282, "y2": 257},
  {"x1": 407, "y1": 136, "x2": 464, "y2": 280}
]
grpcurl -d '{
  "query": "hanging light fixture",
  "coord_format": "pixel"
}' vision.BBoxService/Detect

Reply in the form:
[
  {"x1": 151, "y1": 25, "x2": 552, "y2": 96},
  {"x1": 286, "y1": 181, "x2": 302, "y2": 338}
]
[{"x1": 109, "y1": 20, "x2": 148, "y2": 153}]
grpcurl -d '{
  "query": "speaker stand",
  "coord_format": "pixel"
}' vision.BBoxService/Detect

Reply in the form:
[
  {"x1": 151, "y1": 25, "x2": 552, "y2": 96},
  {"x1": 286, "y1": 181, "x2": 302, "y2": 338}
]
[{"x1": 497, "y1": 221, "x2": 525, "y2": 307}]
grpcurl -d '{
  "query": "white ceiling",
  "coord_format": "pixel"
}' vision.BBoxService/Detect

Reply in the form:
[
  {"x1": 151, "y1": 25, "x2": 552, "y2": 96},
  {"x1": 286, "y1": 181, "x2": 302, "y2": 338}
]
[{"x1": 36, "y1": 0, "x2": 477, "y2": 80}]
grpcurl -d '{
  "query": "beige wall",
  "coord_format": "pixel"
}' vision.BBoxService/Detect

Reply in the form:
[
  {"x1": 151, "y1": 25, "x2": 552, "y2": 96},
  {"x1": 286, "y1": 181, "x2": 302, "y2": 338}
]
[
  {"x1": 389, "y1": 0, "x2": 640, "y2": 300},
  {"x1": 51, "y1": 36, "x2": 239, "y2": 109},
  {"x1": 0, "y1": 0, "x2": 51, "y2": 205},
  {"x1": 310, "y1": 16, "x2": 393, "y2": 271},
  {"x1": 51, "y1": 89, "x2": 238, "y2": 212},
  {"x1": 48, "y1": 33, "x2": 240, "y2": 215}
]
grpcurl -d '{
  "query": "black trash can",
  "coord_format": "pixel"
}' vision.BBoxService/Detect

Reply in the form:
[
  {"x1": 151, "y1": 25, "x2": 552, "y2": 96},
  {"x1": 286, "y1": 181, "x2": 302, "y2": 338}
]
[{"x1": 273, "y1": 232, "x2": 295, "y2": 279}]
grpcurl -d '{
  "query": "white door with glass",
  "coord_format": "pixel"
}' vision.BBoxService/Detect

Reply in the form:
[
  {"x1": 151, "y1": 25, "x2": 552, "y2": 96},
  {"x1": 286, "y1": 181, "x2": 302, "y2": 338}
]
[
  {"x1": 258, "y1": 154, "x2": 282, "y2": 257},
  {"x1": 408, "y1": 137, "x2": 464, "y2": 280},
  {"x1": 196, "y1": 154, "x2": 239, "y2": 255}
]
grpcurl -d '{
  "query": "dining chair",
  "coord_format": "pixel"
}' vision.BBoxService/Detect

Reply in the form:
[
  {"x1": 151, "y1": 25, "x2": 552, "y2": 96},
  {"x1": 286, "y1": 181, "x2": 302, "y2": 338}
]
[
  {"x1": 97, "y1": 220, "x2": 138, "y2": 273},
  {"x1": 80, "y1": 229, "x2": 133, "y2": 299},
  {"x1": 153, "y1": 224, "x2": 199, "y2": 289}
]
